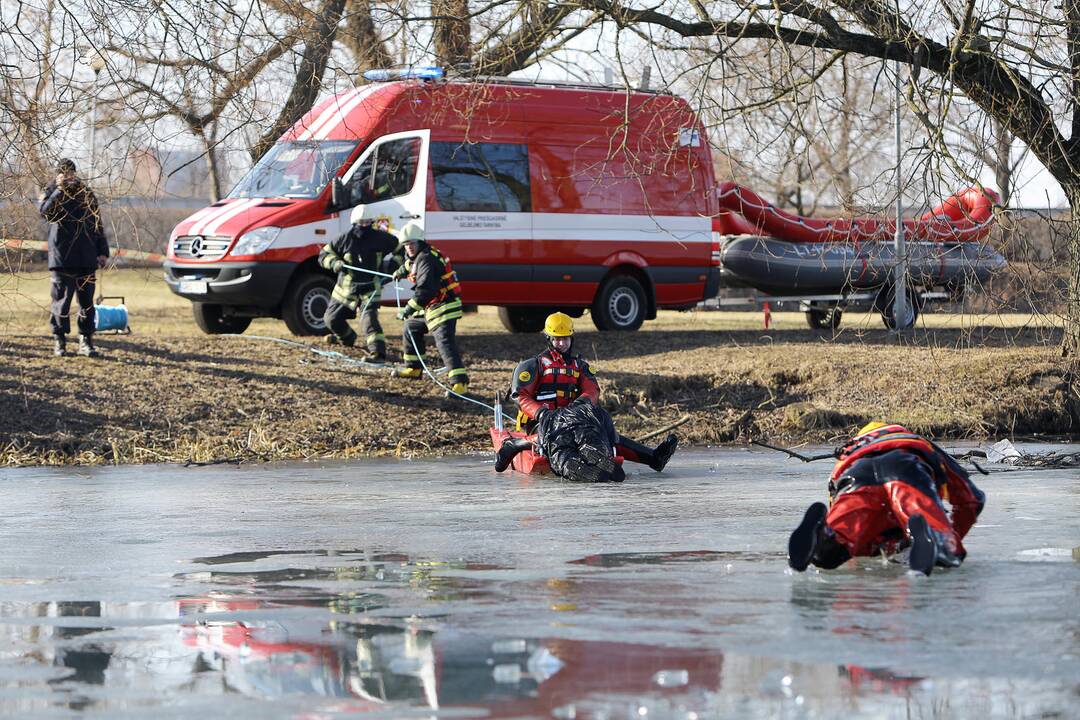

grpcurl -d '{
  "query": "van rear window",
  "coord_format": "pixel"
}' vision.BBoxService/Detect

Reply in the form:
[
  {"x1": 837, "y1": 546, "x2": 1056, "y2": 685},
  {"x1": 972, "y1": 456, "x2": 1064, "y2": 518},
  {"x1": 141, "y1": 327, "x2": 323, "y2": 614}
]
[{"x1": 431, "y1": 142, "x2": 531, "y2": 212}]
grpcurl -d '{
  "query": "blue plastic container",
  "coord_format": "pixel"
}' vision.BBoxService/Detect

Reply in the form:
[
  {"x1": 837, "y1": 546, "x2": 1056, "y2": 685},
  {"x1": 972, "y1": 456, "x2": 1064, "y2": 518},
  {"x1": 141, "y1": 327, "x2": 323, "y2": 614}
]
[{"x1": 95, "y1": 304, "x2": 129, "y2": 332}]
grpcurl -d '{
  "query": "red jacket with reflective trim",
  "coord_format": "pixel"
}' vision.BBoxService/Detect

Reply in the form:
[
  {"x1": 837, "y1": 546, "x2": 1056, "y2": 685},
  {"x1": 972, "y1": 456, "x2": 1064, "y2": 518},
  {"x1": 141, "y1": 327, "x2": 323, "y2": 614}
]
[
  {"x1": 831, "y1": 424, "x2": 985, "y2": 539},
  {"x1": 514, "y1": 349, "x2": 600, "y2": 420}
]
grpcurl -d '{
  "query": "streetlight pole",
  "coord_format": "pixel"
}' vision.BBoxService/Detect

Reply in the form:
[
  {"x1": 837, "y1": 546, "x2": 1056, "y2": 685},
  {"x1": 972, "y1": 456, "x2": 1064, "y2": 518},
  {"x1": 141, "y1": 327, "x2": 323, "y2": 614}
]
[
  {"x1": 86, "y1": 53, "x2": 105, "y2": 181},
  {"x1": 892, "y1": 61, "x2": 911, "y2": 329}
]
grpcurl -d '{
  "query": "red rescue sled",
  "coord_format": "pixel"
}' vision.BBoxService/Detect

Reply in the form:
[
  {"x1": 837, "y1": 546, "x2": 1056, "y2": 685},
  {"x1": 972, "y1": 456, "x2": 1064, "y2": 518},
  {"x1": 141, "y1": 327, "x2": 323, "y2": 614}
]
[{"x1": 489, "y1": 394, "x2": 623, "y2": 476}]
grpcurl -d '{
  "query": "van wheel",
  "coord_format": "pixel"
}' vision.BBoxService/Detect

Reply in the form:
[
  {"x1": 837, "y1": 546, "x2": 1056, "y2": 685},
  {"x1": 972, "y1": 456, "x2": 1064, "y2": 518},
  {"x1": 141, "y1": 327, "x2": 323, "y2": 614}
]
[
  {"x1": 192, "y1": 303, "x2": 252, "y2": 335},
  {"x1": 592, "y1": 275, "x2": 646, "y2": 331},
  {"x1": 805, "y1": 305, "x2": 842, "y2": 330},
  {"x1": 283, "y1": 273, "x2": 333, "y2": 336},
  {"x1": 498, "y1": 306, "x2": 550, "y2": 333}
]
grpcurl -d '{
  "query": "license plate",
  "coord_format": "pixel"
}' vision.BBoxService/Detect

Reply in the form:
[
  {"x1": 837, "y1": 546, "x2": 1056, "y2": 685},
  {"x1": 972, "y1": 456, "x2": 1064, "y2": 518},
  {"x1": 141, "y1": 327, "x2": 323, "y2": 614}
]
[{"x1": 179, "y1": 280, "x2": 208, "y2": 294}]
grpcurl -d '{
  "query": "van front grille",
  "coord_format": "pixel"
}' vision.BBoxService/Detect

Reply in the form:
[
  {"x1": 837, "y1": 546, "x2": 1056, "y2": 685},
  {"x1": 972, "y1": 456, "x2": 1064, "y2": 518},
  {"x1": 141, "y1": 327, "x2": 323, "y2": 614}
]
[{"x1": 173, "y1": 235, "x2": 231, "y2": 260}]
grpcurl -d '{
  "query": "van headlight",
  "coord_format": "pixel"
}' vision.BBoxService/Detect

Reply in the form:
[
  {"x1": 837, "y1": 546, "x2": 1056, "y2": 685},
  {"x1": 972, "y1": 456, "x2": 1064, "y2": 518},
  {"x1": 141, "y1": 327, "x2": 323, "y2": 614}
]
[{"x1": 230, "y1": 227, "x2": 282, "y2": 257}]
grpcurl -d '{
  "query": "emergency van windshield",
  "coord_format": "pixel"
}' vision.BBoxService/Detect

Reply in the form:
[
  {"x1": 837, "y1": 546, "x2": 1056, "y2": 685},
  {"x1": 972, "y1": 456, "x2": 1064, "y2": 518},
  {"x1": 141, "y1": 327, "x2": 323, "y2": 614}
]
[{"x1": 228, "y1": 140, "x2": 358, "y2": 200}]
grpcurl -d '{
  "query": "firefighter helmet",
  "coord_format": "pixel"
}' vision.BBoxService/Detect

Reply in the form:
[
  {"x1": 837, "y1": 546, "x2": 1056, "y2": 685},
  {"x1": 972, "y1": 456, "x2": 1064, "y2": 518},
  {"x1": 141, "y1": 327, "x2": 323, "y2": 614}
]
[
  {"x1": 856, "y1": 421, "x2": 889, "y2": 436},
  {"x1": 543, "y1": 312, "x2": 574, "y2": 337},
  {"x1": 399, "y1": 221, "x2": 425, "y2": 244}
]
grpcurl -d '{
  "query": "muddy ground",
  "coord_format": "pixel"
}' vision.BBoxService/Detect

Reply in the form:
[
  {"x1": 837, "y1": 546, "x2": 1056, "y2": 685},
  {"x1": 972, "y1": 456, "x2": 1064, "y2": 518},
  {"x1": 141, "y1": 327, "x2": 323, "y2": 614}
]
[{"x1": 0, "y1": 314, "x2": 1073, "y2": 465}]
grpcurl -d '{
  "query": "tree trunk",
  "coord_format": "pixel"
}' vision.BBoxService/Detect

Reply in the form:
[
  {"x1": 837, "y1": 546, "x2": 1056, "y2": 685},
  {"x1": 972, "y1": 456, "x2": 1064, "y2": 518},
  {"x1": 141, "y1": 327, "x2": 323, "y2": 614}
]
[
  {"x1": 1066, "y1": 187, "x2": 1080, "y2": 427},
  {"x1": 250, "y1": 0, "x2": 348, "y2": 161},
  {"x1": 837, "y1": 59, "x2": 855, "y2": 212},
  {"x1": 432, "y1": 0, "x2": 470, "y2": 68},
  {"x1": 201, "y1": 133, "x2": 222, "y2": 202},
  {"x1": 993, "y1": 119, "x2": 1012, "y2": 207},
  {"x1": 341, "y1": 0, "x2": 393, "y2": 74}
]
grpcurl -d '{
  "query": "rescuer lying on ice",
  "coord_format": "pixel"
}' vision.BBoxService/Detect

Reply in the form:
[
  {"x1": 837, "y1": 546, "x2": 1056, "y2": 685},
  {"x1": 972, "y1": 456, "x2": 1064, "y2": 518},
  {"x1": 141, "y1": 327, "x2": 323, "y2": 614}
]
[
  {"x1": 787, "y1": 421, "x2": 985, "y2": 576},
  {"x1": 318, "y1": 206, "x2": 401, "y2": 362},
  {"x1": 494, "y1": 312, "x2": 678, "y2": 475},
  {"x1": 390, "y1": 222, "x2": 469, "y2": 396}
]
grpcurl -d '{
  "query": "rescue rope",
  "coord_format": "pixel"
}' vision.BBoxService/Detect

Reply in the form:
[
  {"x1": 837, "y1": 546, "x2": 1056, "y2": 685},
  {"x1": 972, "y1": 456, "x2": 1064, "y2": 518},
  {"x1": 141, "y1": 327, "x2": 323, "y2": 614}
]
[
  {"x1": 232, "y1": 334, "x2": 389, "y2": 372},
  {"x1": 341, "y1": 261, "x2": 515, "y2": 421}
]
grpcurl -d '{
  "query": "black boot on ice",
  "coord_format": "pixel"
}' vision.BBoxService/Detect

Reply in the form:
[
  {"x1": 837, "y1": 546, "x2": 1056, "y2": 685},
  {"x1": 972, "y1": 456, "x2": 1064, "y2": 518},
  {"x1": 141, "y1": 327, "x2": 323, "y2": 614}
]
[
  {"x1": 788, "y1": 502, "x2": 828, "y2": 572},
  {"x1": 494, "y1": 438, "x2": 532, "y2": 473},
  {"x1": 907, "y1": 514, "x2": 938, "y2": 576}
]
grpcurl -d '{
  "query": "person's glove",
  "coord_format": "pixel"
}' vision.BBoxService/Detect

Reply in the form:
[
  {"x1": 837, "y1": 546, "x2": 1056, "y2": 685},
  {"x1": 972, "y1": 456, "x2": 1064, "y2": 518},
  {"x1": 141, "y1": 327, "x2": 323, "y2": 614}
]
[
  {"x1": 396, "y1": 306, "x2": 415, "y2": 321},
  {"x1": 391, "y1": 266, "x2": 407, "y2": 281},
  {"x1": 331, "y1": 259, "x2": 344, "y2": 273}
]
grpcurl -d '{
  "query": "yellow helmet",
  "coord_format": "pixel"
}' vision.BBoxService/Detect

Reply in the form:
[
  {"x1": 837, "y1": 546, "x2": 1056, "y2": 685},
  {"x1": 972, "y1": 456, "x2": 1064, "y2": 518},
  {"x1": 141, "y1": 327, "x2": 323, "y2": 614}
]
[
  {"x1": 543, "y1": 312, "x2": 574, "y2": 337},
  {"x1": 857, "y1": 421, "x2": 888, "y2": 436}
]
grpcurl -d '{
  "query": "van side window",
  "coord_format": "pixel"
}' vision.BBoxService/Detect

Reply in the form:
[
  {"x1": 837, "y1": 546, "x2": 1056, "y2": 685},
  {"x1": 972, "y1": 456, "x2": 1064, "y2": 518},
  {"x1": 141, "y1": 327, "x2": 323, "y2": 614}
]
[
  {"x1": 345, "y1": 137, "x2": 422, "y2": 206},
  {"x1": 431, "y1": 142, "x2": 531, "y2": 212}
]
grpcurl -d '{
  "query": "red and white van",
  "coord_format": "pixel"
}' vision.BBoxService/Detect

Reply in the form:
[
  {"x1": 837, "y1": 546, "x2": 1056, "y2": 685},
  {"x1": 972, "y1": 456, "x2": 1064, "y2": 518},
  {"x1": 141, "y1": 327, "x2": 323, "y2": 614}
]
[{"x1": 164, "y1": 77, "x2": 721, "y2": 335}]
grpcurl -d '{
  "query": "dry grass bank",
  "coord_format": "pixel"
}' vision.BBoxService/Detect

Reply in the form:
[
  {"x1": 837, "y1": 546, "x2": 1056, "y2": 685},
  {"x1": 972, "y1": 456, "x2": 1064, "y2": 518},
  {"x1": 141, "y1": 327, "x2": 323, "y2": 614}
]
[{"x1": 0, "y1": 269, "x2": 1072, "y2": 466}]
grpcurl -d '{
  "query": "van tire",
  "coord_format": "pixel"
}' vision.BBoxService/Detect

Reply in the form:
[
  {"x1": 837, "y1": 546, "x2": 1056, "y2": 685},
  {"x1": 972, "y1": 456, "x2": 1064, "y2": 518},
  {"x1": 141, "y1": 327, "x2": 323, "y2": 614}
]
[
  {"x1": 192, "y1": 303, "x2": 252, "y2": 335},
  {"x1": 592, "y1": 275, "x2": 646, "y2": 331},
  {"x1": 282, "y1": 273, "x2": 333, "y2": 336},
  {"x1": 498, "y1": 306, "x2": 549, "y2": 333}
]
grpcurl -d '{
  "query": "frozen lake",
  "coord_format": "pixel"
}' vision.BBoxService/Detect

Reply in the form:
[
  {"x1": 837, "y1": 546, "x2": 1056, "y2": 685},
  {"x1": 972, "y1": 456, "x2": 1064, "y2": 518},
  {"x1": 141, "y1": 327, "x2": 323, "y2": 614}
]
[{"x1": 0, "y1": 447, "x2": 1077, "y2": 719}]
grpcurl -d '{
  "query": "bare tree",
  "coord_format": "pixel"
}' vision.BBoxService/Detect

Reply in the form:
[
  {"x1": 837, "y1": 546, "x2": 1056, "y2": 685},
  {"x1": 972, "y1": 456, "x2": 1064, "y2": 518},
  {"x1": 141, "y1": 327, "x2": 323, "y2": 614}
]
[
  {"x1": 433, "y1": 0, "x2": 471, "y2": 66},
  {"x1": 251, "y1": 0, "x2": 349, "y2": 161},
  {"x1": 571, "y1": 0, "x2": 1080, "y2": 421}
]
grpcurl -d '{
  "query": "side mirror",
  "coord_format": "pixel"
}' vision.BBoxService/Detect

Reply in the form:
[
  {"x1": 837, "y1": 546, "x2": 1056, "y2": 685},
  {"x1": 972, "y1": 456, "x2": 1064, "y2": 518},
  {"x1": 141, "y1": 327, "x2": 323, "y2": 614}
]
[{"x1": 328, "y1": 177, "x2": 345, "y2": 213}]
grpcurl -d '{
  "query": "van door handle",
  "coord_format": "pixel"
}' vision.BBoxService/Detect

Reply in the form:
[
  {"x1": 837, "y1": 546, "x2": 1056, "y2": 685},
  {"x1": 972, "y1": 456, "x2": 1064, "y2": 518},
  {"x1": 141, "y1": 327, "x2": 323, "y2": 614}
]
[{"x1": 398, "y1": 213, "x2": 421, "y2": 219}]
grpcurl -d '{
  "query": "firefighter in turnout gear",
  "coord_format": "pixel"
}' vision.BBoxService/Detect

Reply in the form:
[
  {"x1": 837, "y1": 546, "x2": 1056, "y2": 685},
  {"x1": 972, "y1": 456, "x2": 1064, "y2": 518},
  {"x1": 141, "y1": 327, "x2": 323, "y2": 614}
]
[
  {"x1": 390, "y1": 222, "x2": 469, "y2": 394},
  {"x1": 494, "y1": 312, "x2": 678, "y2": 473},
  {"x1": 318, "y1": 208, "x2": 401, "y2": 361},
  {"x1": 787, "y1": 421, "x2": 986, "y2": 576}
]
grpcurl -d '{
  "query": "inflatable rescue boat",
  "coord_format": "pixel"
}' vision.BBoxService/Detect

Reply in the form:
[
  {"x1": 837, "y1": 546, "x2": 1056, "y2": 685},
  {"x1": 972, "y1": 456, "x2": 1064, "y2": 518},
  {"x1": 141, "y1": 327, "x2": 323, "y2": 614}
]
[{"x1": 714, "y1": 183, "x2": 1006, "y2": 295}]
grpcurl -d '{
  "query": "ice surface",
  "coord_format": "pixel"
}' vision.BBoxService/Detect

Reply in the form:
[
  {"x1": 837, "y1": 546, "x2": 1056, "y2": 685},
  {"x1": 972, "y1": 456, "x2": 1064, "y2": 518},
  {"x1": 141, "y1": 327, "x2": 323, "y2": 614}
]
[{"x1": 0, "y1": 447, "x2": 1076, "y2": 719}]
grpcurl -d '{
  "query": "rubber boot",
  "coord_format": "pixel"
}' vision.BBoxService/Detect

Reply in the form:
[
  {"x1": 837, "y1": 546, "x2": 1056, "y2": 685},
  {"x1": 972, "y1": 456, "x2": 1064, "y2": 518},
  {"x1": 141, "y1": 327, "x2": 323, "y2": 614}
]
[
  {"x1": 446, "y1": 382, "x2": 469, "y2": 398},
  {"x1": 578, "y1": 442, "x2": 617, "y2": 475},
  {"x1": 494, "y1": 437, "x2": 532, "y2": 472},
  {"x1": 53, "y1": 335, "x2": 67, "y2": 357},
  {"x1": 392, "y1": 367, "x2": 423, "y2": 379},
  {"x1": 326, "y1": 331, "x2": 356, "y2": 347},
  {"x1": 562, "y1": 457, "x2": 605, "y2": 483},
  {"x1": 788, "y1": 502, "x2": 827, "y2": 571},
  {"x1": 77, "y1": 335, "x2": 100, "y2": 358},
  {"x1": 617, "y1": 434, "x2": 678, "y2": 472},
  {"x1": 649, "y1": 434, "x2": 678, "y2": 471},
  {"x1": 362, "y1": 341, "x2": 387, "y2": 364},
  {"x1": 360, "y1": 348, "x2": 387, "y2": 364},
  {"x1": 907, "y1": 514, "x2": 937, "y2": 576}
]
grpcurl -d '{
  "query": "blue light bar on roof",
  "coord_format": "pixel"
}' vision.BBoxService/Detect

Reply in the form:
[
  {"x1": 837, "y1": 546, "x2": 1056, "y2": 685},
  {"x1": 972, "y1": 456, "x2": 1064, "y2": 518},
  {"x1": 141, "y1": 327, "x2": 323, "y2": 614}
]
[{"x1": 363, "y1": 66, "x2": 445, "y2": 82}]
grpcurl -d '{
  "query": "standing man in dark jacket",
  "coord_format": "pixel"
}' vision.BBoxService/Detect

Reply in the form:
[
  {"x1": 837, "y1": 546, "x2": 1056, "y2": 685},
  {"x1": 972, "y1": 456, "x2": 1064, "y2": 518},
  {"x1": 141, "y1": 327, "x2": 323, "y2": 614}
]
[
  {"x1": 39, "y1": 159, "x2": 109, "y2": 357},
  {"x1": 390, "y1": 222, "x2": 468, "y2": 395},
  {"x1": 318, "y1": 207, "x2": 401, "y2": 362}
]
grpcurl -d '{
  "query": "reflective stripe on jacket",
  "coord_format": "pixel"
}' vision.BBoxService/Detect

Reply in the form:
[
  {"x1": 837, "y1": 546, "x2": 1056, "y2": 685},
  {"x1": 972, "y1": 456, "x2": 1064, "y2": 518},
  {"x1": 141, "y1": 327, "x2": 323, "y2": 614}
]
[
  {"x1": 513, "y1": 349, "x2": 600, "y2": 424},
  {"x1": 404, "y1": 243, "x2": 463, "y2": 329},
  {"x1": 319, "y1": 225, "x2": 400, "y2": 310}
]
